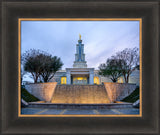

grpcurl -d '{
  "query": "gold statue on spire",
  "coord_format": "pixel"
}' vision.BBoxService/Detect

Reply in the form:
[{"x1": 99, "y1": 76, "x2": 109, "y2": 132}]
[{"x1": 79, "y1": 34, "x2": 81, "y2": 40}]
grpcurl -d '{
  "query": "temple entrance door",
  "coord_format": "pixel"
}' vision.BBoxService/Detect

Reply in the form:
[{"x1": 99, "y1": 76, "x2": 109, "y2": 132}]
[{"x1": 72, "y1": 77, "x2": 88, "y2": 85}]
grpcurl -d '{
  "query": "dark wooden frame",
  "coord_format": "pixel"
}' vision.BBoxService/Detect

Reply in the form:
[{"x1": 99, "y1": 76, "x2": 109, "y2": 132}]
[{"x1": 1, "y1": 0, "x2": 159, "y2": 134}]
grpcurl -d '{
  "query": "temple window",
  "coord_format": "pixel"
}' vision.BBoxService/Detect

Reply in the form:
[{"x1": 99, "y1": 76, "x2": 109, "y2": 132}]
[
  {"x1": 94, "y1": 77, "x2": 99, "y2": 84},
  {"x1": 61, "y1": 77, "x2": 67, "y2": 84},
  {"x1": 118, "y1": 77, "x2": 123, "y2": 83}
]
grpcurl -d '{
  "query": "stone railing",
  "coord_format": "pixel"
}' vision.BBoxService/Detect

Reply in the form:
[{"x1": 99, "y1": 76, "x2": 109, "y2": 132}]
[
  {"x1": 103, "y1": 82, "x2": 136, "y2": 102},
  {"x1": 25, "y1": 82, "x2": 57, "y2": 102}
]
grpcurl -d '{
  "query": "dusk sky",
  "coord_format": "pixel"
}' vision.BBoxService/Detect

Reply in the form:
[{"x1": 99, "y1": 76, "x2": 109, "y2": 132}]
[{"x1": 21, "y1": 20, "x2": 139, "y2": 82}]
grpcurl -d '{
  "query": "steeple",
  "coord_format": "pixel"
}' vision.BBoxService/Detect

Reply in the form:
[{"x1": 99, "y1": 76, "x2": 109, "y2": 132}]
[
  {"x1": 73, "y1": 35, "x2": 87, "y2": 68},
  {"x1": 78, "y1": 34, "x2": 82, "y2": 44},
  {"x1": 79, "y1": 34, "x2": 81, "y2": 40}
]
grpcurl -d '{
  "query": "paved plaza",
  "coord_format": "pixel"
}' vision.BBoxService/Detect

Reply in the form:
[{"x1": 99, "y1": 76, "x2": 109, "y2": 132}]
[{"x1": 21, "y1": 107, "x2": 139, "y2": 115}]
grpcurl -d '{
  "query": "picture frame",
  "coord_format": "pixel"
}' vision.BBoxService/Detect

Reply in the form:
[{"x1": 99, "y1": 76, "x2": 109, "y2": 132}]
[
  {"x1": 1, "y1": 0, "x2": 159, "y2": 134},
  {"x1": 19, "y1": 18, "x2": 142, "y2": 117}
]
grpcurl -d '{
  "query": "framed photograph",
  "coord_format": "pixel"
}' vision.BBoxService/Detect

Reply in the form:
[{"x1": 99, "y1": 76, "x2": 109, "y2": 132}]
[
  {"x1": 1, "y1": 0, "x2": 159, "y2": 134},
  {"x1": 19, "y1": 18, "x2": 142, "y2": 117}
]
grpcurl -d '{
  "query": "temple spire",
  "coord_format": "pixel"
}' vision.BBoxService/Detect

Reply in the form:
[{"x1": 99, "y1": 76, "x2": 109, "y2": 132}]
[
  {"x1": 79, "y1": 34, "x2": 81, "y2": 40},
  {"x1": 73, "y1": 35, "x2": 87, "y2": 68}
]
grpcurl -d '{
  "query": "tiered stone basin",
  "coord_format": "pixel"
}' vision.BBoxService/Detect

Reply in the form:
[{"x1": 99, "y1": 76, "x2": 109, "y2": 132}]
[
  {"x1": 51, "y1": 85, "x2": 111, "y2": 104},
  {"x1": 25, "y1": 83, "x2": 136, "y2": 109}
]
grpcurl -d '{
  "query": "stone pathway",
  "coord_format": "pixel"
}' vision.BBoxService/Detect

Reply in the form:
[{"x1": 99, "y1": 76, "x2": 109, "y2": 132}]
[{"x1": 21, "y1": 107, "x2": 139, "y2": 115}]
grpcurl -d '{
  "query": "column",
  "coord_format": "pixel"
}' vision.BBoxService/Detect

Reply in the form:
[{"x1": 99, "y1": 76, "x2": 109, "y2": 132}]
[
  {"x1": 89, "y1": 70, "x2": 94, "y2": 84},
  {"x1": 66, "y1": 70, "x2": 71, "y2": 84}
]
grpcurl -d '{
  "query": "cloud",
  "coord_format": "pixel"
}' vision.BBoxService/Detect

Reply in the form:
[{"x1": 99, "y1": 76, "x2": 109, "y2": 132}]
[{"x1": 21, "y1": 21, "x2": 139, "y2": 81}]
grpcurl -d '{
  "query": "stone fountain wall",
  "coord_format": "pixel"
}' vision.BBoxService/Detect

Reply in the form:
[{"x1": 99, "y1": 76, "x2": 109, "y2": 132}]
[
  {"x1": 103, "y1": 82, "x2": 137, "y2": 102},
  {"x1": 25, "y1": 82, "x2": 136, "y2": 104},
  {"x1": 25, "y1": 82, "x2": 57, "y2": 102},
  {"x1": 51, "y1": 85, "x2": 111, "y2": 104}
]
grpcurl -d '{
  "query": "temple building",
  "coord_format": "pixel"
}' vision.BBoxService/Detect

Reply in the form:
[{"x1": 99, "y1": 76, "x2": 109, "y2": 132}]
[{"x1": 51, "y1": 35, "x2": 139, "y2": 85}]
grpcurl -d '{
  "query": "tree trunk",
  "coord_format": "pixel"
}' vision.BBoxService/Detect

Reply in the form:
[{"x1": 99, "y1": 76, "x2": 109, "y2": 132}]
[
  {"x1": 123, "y1": 74, "x2": 127, "y2": 83},
  {"x1": 35, "y1": 77, "x2": 38, "y2": 83},
  {"x1": 126, "y1": 74, "x2": 129, "y2": 83},
  {"x1": 44, "y1": 77, "x2": 48, "y2": 82},
  {"x1": 111, "y1": 78, "x2": 117, "y2": 82},
  {"x1": 34, "y1": 75, "x2": 39, "y2": 83}
]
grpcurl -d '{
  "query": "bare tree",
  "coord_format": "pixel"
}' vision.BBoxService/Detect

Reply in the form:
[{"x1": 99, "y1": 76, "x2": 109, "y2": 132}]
[{"x1": 113, "y1": 47, "x2": 139, "y2": 83}]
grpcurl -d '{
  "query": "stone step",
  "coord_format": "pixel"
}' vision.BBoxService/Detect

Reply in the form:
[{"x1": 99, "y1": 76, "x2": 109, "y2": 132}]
[{"x1": 28, "y1": 102, "x2": 133, "y2": 109}]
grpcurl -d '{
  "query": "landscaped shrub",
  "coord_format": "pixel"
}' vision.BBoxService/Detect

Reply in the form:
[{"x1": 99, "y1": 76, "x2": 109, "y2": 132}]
[
  {"x1": 21, "y1": 87, "x2": 40, "y2": 102},
  {"x1": 121, "y1": 87, "x2": 139, "y2": 103}
]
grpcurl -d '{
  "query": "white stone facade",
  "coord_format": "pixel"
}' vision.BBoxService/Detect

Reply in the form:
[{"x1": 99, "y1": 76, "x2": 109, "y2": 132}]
[
  {"x1": 50, "y1": 69, "x2": 139, "y2": 86},
  {"x1": 50, "y1": 37, "x2": 139, "y2": 86}
]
